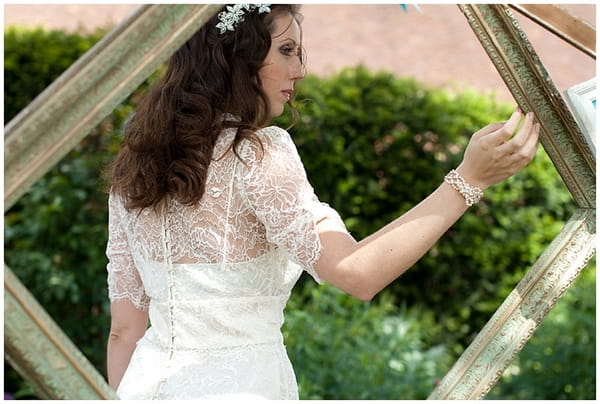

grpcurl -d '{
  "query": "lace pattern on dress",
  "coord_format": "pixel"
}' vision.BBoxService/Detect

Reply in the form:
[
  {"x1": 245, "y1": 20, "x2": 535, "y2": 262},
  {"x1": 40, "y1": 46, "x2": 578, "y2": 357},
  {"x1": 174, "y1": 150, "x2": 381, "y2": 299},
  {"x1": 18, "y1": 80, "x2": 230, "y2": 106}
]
[{"x1": 105, "y1": 125, "x2": 348, "y2": 306}]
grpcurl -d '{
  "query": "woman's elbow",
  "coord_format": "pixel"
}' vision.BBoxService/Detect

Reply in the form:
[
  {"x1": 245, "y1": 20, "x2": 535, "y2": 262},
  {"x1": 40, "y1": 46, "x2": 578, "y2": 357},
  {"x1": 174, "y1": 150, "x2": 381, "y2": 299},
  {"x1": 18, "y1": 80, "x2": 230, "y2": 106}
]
[
  {"x1": 316, "y1": 244, "x2": 380, "y2": 301},
  {"x1": 333, "y1": 263, "x2": 378, "y2": 302},
  {"x1": 350, "y1": 282, "x2": 378, "y2": 302},
  {"x1": 109, "y1": 300, "x2": 149, "y2": 343},
  {"x1": 110, "y1": 323, "x2": 138, "y2": 342},
  {"x1": 110, "y1": 325, "x2": 145, "y2": 347},
  {"x1": 110, "y1": 316, "x2": 147, "y2": 343},
  {"x1": 352, "y1": 289, "x2": 376, "y2": 302}
]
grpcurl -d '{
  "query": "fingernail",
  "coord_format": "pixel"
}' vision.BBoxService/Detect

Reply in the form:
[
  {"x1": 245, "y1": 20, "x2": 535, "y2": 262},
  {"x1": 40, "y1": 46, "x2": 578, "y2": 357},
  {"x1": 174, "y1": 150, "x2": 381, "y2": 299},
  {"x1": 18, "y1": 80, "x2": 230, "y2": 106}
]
[{"x1": 515, "y1": 106, "x2": 521, "y2": 113}]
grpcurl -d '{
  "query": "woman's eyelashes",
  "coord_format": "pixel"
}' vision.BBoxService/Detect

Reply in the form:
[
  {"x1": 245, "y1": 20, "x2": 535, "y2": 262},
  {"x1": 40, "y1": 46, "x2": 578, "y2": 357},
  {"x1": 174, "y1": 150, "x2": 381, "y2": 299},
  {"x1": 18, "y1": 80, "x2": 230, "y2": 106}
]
[{"x1": 280, "y1": 44, "x2": 300, "y2": 56}]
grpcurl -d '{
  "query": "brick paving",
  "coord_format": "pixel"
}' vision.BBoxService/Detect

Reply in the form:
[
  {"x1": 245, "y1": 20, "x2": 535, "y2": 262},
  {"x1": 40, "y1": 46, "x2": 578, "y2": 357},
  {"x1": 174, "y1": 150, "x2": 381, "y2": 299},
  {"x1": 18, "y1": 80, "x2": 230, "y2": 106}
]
[{"x1": 4, "y1": 4, "x2": 596, "y2": 102}]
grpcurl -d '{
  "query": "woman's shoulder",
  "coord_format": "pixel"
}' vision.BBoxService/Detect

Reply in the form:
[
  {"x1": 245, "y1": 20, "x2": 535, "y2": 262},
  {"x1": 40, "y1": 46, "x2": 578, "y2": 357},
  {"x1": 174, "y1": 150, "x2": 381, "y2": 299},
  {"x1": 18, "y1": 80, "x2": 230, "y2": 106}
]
[
  {"x1": 254, "y1": 125, "x2": 295, "y2": 151},
  {"x1": 238, "y1": 125, "x2": 300, "y2": 169},
  {"x1": 223, "y1": 125, "x2": 291, "y2": 149},
  {"x1": 256, "y1": 125, "x2": 291, "y2": 140}
]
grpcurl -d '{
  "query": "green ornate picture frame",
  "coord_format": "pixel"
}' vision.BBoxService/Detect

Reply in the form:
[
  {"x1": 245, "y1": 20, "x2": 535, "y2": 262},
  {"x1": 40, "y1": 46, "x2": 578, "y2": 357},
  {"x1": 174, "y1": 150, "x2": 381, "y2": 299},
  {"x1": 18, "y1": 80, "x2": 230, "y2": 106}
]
[{"x1": 4, "y1": 4, "x2": 596, "y2": 399}]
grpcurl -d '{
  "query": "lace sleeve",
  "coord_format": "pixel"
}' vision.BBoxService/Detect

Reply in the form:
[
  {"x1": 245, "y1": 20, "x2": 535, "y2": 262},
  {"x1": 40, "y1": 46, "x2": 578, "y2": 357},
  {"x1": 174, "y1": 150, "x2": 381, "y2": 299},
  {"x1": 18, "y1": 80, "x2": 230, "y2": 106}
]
[
  {"x1": 106, "y1": 192, "x2": 150, "y2": 311},
  {"x1": 240, "y1": 126, "x2": 348, "y2": 283}
]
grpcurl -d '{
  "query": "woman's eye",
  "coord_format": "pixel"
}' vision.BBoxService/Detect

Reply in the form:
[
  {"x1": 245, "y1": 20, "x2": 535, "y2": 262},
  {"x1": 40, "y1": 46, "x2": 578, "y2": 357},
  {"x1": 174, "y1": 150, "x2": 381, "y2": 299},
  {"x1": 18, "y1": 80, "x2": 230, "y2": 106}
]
[{"x1": 280, "y1": 46, "x2": 293, "y2": 55}]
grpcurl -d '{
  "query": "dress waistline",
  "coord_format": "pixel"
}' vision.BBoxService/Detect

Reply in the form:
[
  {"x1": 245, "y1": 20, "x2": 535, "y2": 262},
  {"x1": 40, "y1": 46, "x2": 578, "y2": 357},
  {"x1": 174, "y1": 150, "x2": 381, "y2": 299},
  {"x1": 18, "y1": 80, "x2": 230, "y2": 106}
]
[{"x1": 142, "y1": 295, "x2": 288, "y2": 351}]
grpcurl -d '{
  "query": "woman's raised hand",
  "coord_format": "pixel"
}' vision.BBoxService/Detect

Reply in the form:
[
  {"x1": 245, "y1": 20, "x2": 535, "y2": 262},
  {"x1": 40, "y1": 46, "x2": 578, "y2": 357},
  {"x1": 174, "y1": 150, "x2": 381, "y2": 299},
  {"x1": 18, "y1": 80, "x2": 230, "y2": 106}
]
[{"x1": 456, "y1": 108, "x2": 540, "y2": 191}]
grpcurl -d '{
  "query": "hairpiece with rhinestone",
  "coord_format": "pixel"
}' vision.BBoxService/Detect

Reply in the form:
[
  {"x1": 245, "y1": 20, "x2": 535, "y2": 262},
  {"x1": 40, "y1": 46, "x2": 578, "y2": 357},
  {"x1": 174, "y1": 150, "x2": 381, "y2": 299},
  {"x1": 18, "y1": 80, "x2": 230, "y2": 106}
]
[{"x1": 216, "y1": 4, "x2": 271, "y2": 34}]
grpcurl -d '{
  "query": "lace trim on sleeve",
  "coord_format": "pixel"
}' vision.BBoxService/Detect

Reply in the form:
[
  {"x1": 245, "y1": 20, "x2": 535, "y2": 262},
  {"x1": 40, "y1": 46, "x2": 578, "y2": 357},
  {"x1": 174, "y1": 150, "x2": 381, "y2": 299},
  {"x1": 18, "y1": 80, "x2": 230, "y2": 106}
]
[{"x1": 106, "y1": 193, "x2": 151, "y2": 311}]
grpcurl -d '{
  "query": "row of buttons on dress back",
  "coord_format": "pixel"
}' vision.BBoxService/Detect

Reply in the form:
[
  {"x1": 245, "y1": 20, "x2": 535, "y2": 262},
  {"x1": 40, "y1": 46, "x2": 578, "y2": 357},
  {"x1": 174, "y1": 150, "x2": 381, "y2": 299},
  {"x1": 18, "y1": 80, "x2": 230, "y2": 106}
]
[{"x1": 151, "y1": 201, "x2": 177, "y2": 399}]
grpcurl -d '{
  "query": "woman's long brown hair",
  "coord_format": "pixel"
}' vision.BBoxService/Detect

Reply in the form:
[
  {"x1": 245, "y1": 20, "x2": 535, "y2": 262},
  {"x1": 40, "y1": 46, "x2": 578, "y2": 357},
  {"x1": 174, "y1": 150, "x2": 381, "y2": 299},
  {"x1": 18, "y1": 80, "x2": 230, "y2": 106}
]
[{"x1": 108, "y1": 5, "x2": 302, "y2": 210}]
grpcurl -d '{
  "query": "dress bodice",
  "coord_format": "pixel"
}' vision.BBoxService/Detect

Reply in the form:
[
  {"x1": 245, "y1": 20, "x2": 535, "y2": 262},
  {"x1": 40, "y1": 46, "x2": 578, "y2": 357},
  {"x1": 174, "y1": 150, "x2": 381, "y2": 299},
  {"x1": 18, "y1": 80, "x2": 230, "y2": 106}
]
[{"x1": 138, "y1": 253, "x2": 302, "y2": 351}]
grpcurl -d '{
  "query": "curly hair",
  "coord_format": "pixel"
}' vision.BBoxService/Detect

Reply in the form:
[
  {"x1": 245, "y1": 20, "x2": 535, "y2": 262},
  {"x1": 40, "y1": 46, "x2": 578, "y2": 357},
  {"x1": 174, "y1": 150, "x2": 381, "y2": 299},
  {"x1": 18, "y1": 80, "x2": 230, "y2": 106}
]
[{"x1": 108, "y1": 4, "x2": 303, "y2": 210}]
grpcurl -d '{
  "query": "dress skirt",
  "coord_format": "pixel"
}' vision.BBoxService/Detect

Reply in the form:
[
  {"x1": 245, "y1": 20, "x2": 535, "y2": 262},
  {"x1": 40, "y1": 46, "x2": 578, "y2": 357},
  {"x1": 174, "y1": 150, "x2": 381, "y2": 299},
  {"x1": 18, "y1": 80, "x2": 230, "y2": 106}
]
[{"x1": 117, "y1": 338, "x2": 299, "y2": 400}]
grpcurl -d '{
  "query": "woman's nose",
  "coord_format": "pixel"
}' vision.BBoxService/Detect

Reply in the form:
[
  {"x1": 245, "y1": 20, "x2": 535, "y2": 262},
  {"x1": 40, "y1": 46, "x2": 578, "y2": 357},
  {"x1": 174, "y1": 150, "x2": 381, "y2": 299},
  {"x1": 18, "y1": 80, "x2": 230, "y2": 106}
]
[{"x1": 290, "y1": 57, "x2": 305, "y2": 80}]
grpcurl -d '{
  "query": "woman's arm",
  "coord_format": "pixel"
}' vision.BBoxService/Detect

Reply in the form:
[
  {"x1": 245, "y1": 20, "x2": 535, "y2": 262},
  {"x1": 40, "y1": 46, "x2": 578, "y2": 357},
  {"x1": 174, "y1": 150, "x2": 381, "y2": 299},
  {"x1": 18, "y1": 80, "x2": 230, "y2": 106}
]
[
  {"x1": 315, "y1": 109, "x2": 540, "y2": 301},
  {"x1": 107, "y1": 300, "x2": 148, "y2": 390}
]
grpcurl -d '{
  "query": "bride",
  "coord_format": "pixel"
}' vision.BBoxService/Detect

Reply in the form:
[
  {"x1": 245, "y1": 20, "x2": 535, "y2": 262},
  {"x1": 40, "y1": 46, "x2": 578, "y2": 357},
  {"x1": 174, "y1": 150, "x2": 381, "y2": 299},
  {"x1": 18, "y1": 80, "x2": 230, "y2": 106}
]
[{"x1": 105, "y1": 4, "x2": 539, "y2": 399}]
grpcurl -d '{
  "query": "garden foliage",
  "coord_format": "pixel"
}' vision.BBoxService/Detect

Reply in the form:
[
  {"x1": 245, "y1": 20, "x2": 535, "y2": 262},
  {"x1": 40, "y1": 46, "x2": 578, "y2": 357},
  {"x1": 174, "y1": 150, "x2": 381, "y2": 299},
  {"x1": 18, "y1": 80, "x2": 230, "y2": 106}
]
[
  {"x1": 4, "y1": 27, "x2": 594, "y2": 400},
  {"x1": 283, "y1": 285, "x2": 454, "y2": 399}
]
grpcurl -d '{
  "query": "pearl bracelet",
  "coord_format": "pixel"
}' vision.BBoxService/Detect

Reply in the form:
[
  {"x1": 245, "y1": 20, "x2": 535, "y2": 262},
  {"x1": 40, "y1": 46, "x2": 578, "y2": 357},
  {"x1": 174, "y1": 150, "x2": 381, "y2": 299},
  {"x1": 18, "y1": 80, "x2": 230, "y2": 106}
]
[{"x1": 444, "y1": 169, "x2": 484, "y2": 207}]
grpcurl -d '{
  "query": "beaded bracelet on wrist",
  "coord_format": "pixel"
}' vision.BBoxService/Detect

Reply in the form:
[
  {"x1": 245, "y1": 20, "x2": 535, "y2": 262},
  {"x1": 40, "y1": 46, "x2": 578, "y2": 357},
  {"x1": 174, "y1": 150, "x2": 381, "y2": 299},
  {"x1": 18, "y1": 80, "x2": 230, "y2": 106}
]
[{"x1": 444, "y1": 169, "x2": 483, "y2": 207}]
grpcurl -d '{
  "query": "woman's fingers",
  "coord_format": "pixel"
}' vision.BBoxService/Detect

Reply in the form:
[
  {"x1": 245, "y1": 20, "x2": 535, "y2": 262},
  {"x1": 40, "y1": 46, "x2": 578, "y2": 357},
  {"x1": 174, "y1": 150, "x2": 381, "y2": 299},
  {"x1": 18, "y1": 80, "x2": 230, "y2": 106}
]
[
  {"x1": 528, "y1": 123, "x2": 541, "y2": 151},
  {"x1": 484, "y1": 108, "x2": 523, "y2": 144},
  {"x1": 474, "y1": 121, "x2": 504, "y2": 138},
  {"x1": 498, "y1": 112, "x2": 538, "y2": 158},
  {"x1": 518, "y1": 122, "x2": 540, "y2": 164}
]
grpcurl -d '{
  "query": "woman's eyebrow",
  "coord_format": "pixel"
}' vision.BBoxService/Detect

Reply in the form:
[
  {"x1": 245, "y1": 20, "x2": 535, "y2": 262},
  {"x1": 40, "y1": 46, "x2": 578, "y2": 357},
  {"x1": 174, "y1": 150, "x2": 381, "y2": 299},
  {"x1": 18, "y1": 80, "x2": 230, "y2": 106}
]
[{"x1": 276, "y1": 37, "x2": 299, "y2": 45}]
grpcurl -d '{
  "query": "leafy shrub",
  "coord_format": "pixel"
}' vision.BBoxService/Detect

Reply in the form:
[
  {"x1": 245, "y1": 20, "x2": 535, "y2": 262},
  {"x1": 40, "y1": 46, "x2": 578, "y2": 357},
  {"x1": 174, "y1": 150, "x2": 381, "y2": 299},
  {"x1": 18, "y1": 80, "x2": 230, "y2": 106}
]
[
  {"x1": 284, "y1": 284, "x2": 453, "y2": 399},
  {"x1": 4, "y1": 107, "x2": 128, "y2": 364},
  {"x1": 4, "y1": 27, "x2": 105, "y2": 121}
]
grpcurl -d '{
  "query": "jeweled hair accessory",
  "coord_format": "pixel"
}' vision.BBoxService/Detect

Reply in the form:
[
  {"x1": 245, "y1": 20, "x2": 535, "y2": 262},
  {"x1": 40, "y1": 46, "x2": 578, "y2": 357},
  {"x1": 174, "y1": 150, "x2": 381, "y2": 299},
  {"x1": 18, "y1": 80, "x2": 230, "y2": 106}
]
[{"x1": 216, "y1": 4, "x2": 271, "y2": 34}]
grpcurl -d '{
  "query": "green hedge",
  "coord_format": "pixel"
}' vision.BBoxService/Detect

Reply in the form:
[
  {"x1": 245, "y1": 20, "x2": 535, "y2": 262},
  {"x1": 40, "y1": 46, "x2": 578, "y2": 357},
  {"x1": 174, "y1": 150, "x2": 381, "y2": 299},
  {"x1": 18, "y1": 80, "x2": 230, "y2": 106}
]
[
  {"x1": 4, "y1": 27, "x2": 594, "y2": 400},
  {"x1": 284, "y1": 285, "x2": 453, "y2": 399},
  {"x1": 4, "y1": 27, "x2": 105, "y2": 121}
]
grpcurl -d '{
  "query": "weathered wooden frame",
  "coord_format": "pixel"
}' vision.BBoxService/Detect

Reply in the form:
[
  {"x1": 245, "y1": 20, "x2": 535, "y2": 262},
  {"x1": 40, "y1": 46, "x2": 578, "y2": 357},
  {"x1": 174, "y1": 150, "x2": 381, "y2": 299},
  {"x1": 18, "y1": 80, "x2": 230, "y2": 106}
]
[{"x1": 4, "y1": 4, "x2": 596, "y2": 400}]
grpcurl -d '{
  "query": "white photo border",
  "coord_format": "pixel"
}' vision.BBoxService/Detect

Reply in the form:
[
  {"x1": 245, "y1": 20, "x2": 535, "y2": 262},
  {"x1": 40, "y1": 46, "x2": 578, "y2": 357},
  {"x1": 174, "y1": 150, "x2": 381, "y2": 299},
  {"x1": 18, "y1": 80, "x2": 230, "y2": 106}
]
[{"x1": 565, "y1": 77, "x2": 597, "y2": 157}]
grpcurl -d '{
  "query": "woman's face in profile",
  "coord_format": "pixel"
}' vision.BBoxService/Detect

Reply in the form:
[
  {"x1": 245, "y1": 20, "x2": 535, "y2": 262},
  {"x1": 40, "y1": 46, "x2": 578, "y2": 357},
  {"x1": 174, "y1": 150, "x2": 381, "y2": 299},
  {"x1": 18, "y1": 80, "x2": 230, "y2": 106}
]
[{"x1": 258, "y1": 13, "x2": 305, "y2": 118}]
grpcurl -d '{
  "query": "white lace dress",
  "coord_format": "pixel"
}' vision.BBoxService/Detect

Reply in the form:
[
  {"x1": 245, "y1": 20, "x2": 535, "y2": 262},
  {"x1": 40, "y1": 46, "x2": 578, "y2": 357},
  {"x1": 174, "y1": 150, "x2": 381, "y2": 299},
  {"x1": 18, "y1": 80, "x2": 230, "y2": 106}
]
[{"x1": 106, "y1": 126, "x2": 348, "y2": 399}]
